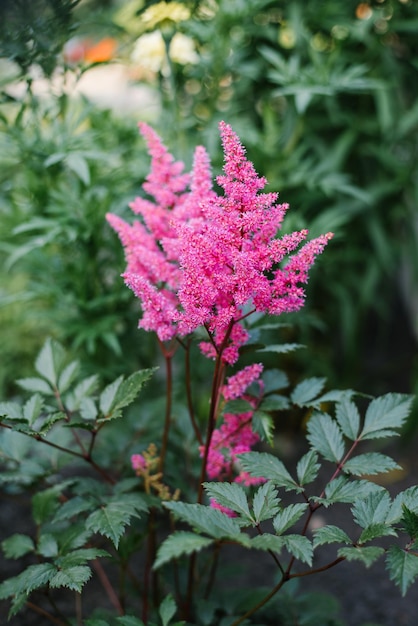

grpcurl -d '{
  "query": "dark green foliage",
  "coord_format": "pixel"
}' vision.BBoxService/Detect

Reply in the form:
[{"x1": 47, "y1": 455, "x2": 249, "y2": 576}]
[{"x1": 0, "y1": 0, "x2": 80, "y2": 76}]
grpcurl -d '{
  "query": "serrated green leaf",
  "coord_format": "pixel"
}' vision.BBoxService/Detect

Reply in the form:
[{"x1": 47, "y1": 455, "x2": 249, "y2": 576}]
[
  {"x1": 58, "y1": 360, "x2": 79, "y2": 393},
  {"x1": 252, "y1": 410, "x2": 274, "y2": 445},
  {"x1": 16, "y1": 377, "x2": 53, "y2": 394},
  {"x1": 296, "y1": 450, "x2": 320, "y2": 486},
  {"x1": 351, "y1": 490, "x2": 392, "y2": 528},
  {"x1": 15, "y1": 563, "x2": 57, "y2": 595},
  {"x1": 237, "y1": 452, "x2": 300, "y2": 492},
  {"x1": 57, "y1": 548, "x2": 110, "y2": 567},
  {"x1": 67, "y1": 375, "x2": 99, "y2": 411},
  {"x1": 388, "y1": 487, "x2": 418, "y2": 524},
  {"x1": 23, "y1": 394, "x2": 43, "y2": 425},
  {"x1": 314, "y1": 389, "x2": 356, "y2": 407},
  {"x1": 273, "y1": 503, "x2": 308, "y2": 535},
  {"x1": 259, "y1": 394, "x2": 290, "y2": 411},
  {"x1": 0, "y1": 401, "x2": 23, "y2": 420},
  {"x1": 203, "y1": 482, "x2": 253, "y2": 523},
  {"x1": 86, "y1": 507, "x2": 127, "y2": 549},
  {"x1": 2, "y1": 534, "x2": 34, "y2": 559},
  {"x1": 39, "y1": 412, "x2": 66, "y2": 435},
  {"x1": 313, "y1": 525, "x2": 352, "y2": 548},
  {"x1": 338, "y1": 546, "x2": 384, "y2": 568},
  {"x1": 335, "y1": 398, "x2": 360, "y2": 440},
  {"x1": 53, "y1": 496, "x2": 95, "y2": 523},
  {"x1": 163, "y1": 502, "x2": 242, "y2": 539},
  {"x1": 291, "y1": 377, "x2": 326, "y2": 406},
  {"x1": 154, "y1": 531, "x2": 214, "y2": 569},
  {"x1": 86, "y1": 494, "x2": 148, "y2": 548},
  {"x1": 159, "y1": 594, "x2": 177, "y2": 626},
  {"x1": 361, "y1": 393, "x2": 413, "y2": 440},
  {"x1": 386, "y1": 545, "x2": 418, "y2": 595},
  {"x1": 401, "y1": 505, "x2": 418, "y2": 540},
  {"x1": 38, "y1": 533, "x2": 59, "y2": 557},
  {"x1": 99, "y1": 376, "x2": 123, "y2": 416},
  {"x1": 49, "y1": 565, "x2": 92, "y2": 592},
  {"x1": 316, "y1": 477, "x2": 381, "y2": 507},
  {"x1": 262, "y1": 369, "x2": 289, "y2": 393},
  {"x1": 344, "y1": 453, "x2": 400, "y2": 477},
  {"x1": 251, "y1": 534, "x2": 313, "y2": 565},
  {"x1": 57, "y1": 524, "x2": 92, "y2": 553},
  {"x1": 0, "y1": 576, "x2": 20, "y2": 599},
  {"x1": 99, "y1": 369, "x2": 156, "y2": 420},
  {"x1": 306, "y1": 412, "x2": 345, "y2": 463},
  {"x1": 35, "y1": 338, "x2": 66, "y2": 387},
  {"x1": 112, "y1": 368, "x2": 157, "y2": 413},
  {"x1": 358, "y1": 523, "x2": 397, "y2": 544},
  {"x1": 80, "y1": 397, "x2": 98, "y2": 421},
  {"x1": 252, "y1": 481, "x2": 280, "y2": 524}
]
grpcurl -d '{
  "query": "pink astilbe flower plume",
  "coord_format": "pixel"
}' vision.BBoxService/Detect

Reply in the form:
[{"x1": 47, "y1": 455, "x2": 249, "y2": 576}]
[
  {"x1": 106, "y1": 123, "x2": 211, "y2": 341},
  {"x1": 175, "y1": 122, "x2": 333, "y2": 363}
]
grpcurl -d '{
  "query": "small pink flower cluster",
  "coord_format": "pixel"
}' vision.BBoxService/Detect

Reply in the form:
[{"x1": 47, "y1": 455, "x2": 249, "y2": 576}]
[
  {"x1": 203, "y1": 364, "x2": 266, "y2": 486},
  {"x1": 107, "y1": 121, "x2": 333, "y2": 361},
  {"x1": 131, "y1": 454, "x2": 147, "y2": 473}
]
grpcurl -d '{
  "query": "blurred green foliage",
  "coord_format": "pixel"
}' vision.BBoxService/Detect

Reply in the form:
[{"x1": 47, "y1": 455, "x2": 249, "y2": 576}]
[{"x1": 0, "y1": 0, "x2": 417, "y2": 398}]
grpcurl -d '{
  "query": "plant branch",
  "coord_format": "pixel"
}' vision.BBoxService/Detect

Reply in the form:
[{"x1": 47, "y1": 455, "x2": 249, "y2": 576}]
[
  {"x1": 230, "y1": 576, "x2": 287, "y2": 626},
  {"x1": 25, "y1": 601, "x2": 70, "y2": 626},
  {"x1": 0, "y1": 423, "x2": 116, "y2": 484},
  {"x1": 91, "y1": 559, "x2": 124, "y2": 615},
  {"x1": 157, "y1": 340, "x2": 174, "y2": 475},
  {"x1": 181, "y1": 338, "x2": 203, "y2": 445},
  {"x1": 290, "y1": 556, "x2": 346, "y2": 578}
]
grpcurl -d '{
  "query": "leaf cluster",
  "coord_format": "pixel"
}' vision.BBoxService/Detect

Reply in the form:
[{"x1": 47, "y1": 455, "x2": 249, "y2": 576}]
[{"x1": 155, "y1": 390, "x2": 418, "y2": 597}]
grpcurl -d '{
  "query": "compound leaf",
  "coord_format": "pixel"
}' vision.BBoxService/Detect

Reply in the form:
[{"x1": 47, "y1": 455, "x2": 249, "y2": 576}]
[
  {"x1": 306, "y1": 412, "x2": 345, "y2": 463},
  {"x1": 203, "y1": 482, "x2": 253, "y2": 523},
  {"x1": 335, "y1": 398, "x2": 360, "y2": 440},
  {"x1": 343, "y1": 453, "x2": 400, "y2": 477},
  {"x1": 291, "y1": 377, "x2": 326, "y2": 406},
  {"x1": 159, "y1": 594, "x2": 177, "y2": 626},
  {"x1": 386, "y1": 545, "x2": 418, "y2": 595},
  {"x1": 351, "y1": 490, "x2": 392, "y2": 528},
  {"x1": 296, "y1": 450, "x2": 320, "y2": 486},
  {"x1": 49, "y1": 565, "x2": 92, "y2": 592},
  {"x1": 252, "y1": 410, "x2": 274, "y2": 444},
  {"x1": 251, "y1": 534, "x2": 313, "y2": 565},
  {"x1": 237, "y1": 452, "x2": 300, "y2": 492},
  {"x1": 273, "y1": 503, "x2": 308, "y2": 535},
  {"x1": 154, "y1": 532, "x2": 213, "y2": 570},
  {"x1": 313, "y1": 525, "x2": 352, "y2": 548},
  {"x1": 361, "y1": 393, "x2": 413, "y2": 440},
  {"x1": 35, "y1": 338, "x2": 66, "y2": 387},
  {"x1": 252, "y1": 481, "x2": 280, "y2": 524},
  {"x1": 163, "y1": 502, "x2": 242, "y2": 539},
  {"x1": 338, "y1": 546, "x2": 384, "y2": 568},
  {"x1": 2, "y1": 534, "x2": 34, "y2": 559}
]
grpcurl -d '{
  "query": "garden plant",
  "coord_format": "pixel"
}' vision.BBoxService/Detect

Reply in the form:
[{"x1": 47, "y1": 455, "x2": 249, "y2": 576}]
[
  {"x1": 0, "y1": 121, "x2": 418, "y2": 626},
  {"x1": 1, "y1": 1, "x2": 418, "y2": 625}
]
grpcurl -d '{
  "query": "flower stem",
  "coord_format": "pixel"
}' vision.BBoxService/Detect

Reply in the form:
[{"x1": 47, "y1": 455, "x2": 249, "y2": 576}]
[{"x1": 158, "y1": 340, "x2": 174, "y2": 475}]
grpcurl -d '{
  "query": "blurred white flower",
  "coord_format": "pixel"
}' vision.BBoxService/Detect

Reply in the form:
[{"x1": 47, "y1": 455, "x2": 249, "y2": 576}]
[
  {"x1": 131, "y1": 31, "x2": 199, "y2": 74},
  {"x1": 170, "y1": 33, "x2": 199, "y2": 65},
  {"x1": 131, "y1": 31, "x2": 166, "y2": 73}
]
